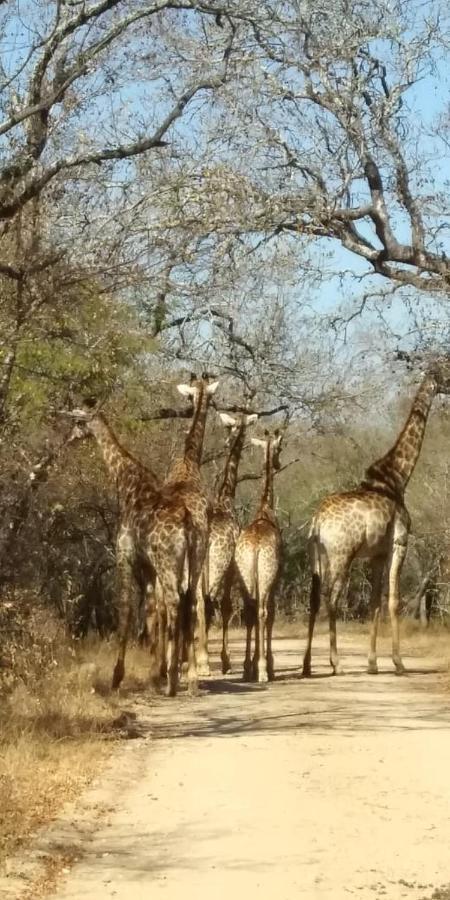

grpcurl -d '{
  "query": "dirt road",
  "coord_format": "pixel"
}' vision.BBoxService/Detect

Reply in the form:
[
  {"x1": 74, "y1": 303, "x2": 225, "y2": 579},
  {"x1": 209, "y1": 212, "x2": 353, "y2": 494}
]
[{"x1": 4, "y1": 632, "x2": 450, "y2": 900}]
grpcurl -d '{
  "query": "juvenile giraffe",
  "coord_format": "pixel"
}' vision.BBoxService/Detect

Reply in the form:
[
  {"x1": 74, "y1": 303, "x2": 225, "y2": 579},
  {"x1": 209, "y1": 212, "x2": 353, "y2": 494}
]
[
  {"x1": 203, "y1": 411, "x2": 258, "y2": 674},
  {"x1": 303, "y1": 366, "x2": 450, "y2": 679},
  {"x1": 235, "y1": 429, "x2": 283, "y2": 683},
  {"x1": 164, "y1": 372, "x2": 219, "y2": 677}
]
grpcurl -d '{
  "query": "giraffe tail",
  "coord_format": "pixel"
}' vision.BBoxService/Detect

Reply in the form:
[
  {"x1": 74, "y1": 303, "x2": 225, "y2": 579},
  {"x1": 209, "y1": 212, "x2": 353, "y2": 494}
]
[
  {"x1": 201, "y1": 539, "x2": 215, "y2": 632},
  {"x1": 309, "y1": 528, "x2": 322, "y2": 616},
  {"x1": 181, "y1": 509, "x2": 197, "y2": 638},
  {"x1": 252, "y1": 547, "x2": 260, "y2": 607}
]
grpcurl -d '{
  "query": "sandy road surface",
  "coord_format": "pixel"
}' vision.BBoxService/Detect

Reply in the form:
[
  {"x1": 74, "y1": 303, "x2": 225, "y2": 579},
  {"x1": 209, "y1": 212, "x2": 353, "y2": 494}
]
[{"x1": 3, "y1": 633, "x2": 450, "y2": 900}]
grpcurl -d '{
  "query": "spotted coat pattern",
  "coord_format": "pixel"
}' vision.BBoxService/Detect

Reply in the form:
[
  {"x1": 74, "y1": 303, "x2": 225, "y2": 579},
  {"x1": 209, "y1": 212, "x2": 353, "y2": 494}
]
[
  {"x1": 235, "y1": 431, "x2": 283, "y2": 683},
  {"x1": 303, "y1": 369, "x2": 450, "y2": 678}
]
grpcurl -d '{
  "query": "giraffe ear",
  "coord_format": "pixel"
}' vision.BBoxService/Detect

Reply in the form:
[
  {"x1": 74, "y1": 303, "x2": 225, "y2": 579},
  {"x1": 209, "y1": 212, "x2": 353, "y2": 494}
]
[
  {"x1": 206, "y1": 380, "x2": 219, "y2": 395},
  {"x1": 218, "y1": 412, "x2": 237, "y2": 427},
  {"x1": 177, "y1": 383, "x2": 196, "y2": 398},
  {"x1": 245, "y1": 413, "x2": 258, "y2": 426},
  {"x1": 251, "y1": 437, "x2": 267, "y2": 448}
]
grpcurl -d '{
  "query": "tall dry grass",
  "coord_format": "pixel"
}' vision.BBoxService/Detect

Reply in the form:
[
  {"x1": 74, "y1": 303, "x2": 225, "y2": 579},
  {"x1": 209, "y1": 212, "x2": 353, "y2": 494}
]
[{"x1": 0, "y1": 600, "x2": 151, "y2": 868}]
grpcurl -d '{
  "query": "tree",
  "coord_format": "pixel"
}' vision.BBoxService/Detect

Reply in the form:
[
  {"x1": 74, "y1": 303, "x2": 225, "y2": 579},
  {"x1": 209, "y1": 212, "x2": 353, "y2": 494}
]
[
  {"x1": 0, "y1": 1, "x2": 234, "y2": 229},
  {"x1": 137, "y1": 1, "x2": 450, "y2": 296}
]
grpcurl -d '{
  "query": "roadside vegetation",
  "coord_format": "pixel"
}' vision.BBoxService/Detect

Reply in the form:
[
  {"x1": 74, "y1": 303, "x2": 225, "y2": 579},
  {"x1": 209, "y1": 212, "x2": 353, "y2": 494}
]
[{"x1": 0, "y1": 602, "x2": 150, "y2": 867}]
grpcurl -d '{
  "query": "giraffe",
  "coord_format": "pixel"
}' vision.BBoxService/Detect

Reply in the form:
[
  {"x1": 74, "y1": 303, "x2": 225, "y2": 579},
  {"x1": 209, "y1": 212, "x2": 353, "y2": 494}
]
[
  {"x1": 203, "y1": 411, "x2": 258, "y2": 674},
  {"x1": 64, "y1": 386, "x2": 216, "y2": 697},
  {"x1": 164, "y1": 372, "x2": 219, "y2": 678},
  {"x1": 235, "y1": 429, "x2": 283, "y2": 683},
  {"x1": 302, "y1": 365, "x2": 450, "y2": 679}
]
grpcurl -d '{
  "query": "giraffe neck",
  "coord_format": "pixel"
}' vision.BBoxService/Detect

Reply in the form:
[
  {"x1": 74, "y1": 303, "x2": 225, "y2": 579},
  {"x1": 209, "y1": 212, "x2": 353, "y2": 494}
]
[
  {"x1": 89, "y1": 415, "x2": 157, "y2": 487},
  {"x1": 258, "y1": 443, "x2": 275, "y2": 513},
  {"x1": 167, "y1": 386, "x2": 210, "y2": 485},
  {"x1": 362, "y1": 373, "x2": 437, "y2": 499},
  {"x1": 183, "y1": 385, "x2": 209, "y2": 468},
  {"x1": 218, "y1": 422, "x2": 246, "y2": 507}
]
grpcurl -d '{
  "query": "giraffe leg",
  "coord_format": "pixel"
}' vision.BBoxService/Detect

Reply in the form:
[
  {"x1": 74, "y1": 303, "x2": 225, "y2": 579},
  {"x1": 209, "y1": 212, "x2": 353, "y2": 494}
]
[
  {"x1": 204, "y1": 594, "x2": 215, "y2": 633},
  {"x1": 157, "y1": 592, "x2": 167, "y2": 680},
  {"x1": 165, "y1": 592, "x2": 181, "y2": 698},
  {"x1": 388, "y1": 537, "x2": 408, "y2": 675},
  {"x1": 367, "y1": 558, "x2": 385, "y2": 675},
  {"x1": 145, "y1": 581, "x2": 161, "y2": 688},
  {"x1": 112, "y1": 536, "x2": 135, "y2": 690},
  {"x1": 243, "y1": 599, "x2": 255, "y2": 681},
  {"x1": 302, "y1": 572, "x2": 321, "y2": 677},
  {"x1": 252, "y1": 609, "x2": 259, "y2": 681},
  {"x1": 185, "y1": 585, "x2": 199, "y2": 695},
  {"x1": 220, "y1": 567, "x2": 233, "y2": 674},
  {"x1": 196, "y1": 584, "x2": 210, "y2": 677},
  {"x1": 266, "y1": 592, "x2": 276, "y2": 681},
  {"x1": 179, "y1": 600, "x2": 189, "y2": 681},
  {"x1": 255, "y1": 589, "x2": 268, "y2": 683},
  {"x1": 328, "y1": 574, "x2": 347, "y2": 675}
]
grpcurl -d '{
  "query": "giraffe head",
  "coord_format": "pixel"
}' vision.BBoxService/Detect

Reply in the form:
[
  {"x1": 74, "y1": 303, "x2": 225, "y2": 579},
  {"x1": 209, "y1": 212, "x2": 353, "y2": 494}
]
[
  {"x1": 62, "y1": 397, "x2": 102, "y2": 440},
  {"x1": 397, "y1": 350, "x2": 450, "y2": 395},
  {"x1": 427, "y1": 358, "x2": 450, "y2": 395},
  {"x1": 251, "y1": 428, "x2": 283, "y2": 470},
  {"x1": 218, "y1": 411, "x2": 258, "y2": 447},
  {"x1": 174, "y1": 373, "x2": 220, "y2": 467},
  {"x1": 177, "y1": 372, "x2": 219, "y2": 405}
]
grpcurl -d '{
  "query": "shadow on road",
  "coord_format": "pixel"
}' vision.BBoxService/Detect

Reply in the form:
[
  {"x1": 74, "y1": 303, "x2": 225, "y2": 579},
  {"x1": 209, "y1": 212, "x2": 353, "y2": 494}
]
[{"x1": 136, "y1": 637, "x2": 448, "y2": 744}]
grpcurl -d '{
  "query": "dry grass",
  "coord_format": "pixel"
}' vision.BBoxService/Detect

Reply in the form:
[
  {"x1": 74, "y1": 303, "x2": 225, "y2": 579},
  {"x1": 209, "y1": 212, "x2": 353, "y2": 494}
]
[
  {"x1": 269, "y1": 612, "x2": 449, "y2": 649},
  {"x1": 0, "y1": 606, "x2": 152, "y2": 869}
]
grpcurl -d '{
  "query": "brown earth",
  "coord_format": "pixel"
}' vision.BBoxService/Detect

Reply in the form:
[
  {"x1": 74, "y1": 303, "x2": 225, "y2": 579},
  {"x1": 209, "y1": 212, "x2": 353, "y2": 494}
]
[{"x1": 1, "y1": 629, "x2": 450, "y2": 900}]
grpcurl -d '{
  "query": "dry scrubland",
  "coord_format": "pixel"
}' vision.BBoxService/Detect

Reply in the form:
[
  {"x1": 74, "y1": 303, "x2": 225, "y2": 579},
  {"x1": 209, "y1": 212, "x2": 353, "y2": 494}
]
[
  {"x1": 1, "y1": 607, "x2": 449, "y2": 874},
  {"x1": 0, "y1": 608, "x2": 151, "y2": 869}
]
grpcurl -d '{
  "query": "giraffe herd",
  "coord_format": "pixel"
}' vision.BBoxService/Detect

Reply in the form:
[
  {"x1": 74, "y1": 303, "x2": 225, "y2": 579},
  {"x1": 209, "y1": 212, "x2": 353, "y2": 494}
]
[{"x1": 66, "y1": 360, "x2": 450, "y2": 698}]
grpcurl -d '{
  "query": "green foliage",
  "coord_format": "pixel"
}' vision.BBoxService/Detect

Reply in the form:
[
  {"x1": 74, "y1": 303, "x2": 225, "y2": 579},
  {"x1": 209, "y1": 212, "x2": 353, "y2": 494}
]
[{"x1": 6, "y1": 284, "x2": 154, "y2": 424}]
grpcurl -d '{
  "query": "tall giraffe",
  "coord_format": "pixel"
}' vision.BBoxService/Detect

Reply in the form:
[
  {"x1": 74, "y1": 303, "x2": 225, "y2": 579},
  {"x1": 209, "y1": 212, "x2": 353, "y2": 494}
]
[
  {"x1": 235, "y1": 429, "x2": 283, "y2": 683},
  {"x1": 303, "y1": 366, "x2": 450, "y2": 679},
  {"x1": 64, "y1": 393, "x2": 212, "y2": 697},
  {"x1": 164, "y1": 372, "x2": 219, "y2": 677},
  {"x1": 204, "y1": 411, "x2": 258, "y2": 674}
]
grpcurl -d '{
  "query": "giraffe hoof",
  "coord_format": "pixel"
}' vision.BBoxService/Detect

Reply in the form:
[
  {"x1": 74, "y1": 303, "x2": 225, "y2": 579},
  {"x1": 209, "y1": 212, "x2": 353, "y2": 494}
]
[
  {"x1": 394, "y1": 661, "x2": 406, "y2": 675},
  {"x1": 112, "y1": 661, "x2": 124, "y2": 690},
  {"x1": 197, "y1": 665, "x2": 211, "y2": 678},
  {"x1": 188, "y1": 680, "x2": 199, "y2": 697},
  {"x1": 179, "y1": 662, "x2": 188, "y2": 684},
  {"x1": 149, "y1": 674, "x2": 162, "y2": 692},
  {"x1": 196, "y1": 654, "x2": 210, "y2": 677},
  {"x1": 332, "y1": 665, "x2": 344, "y2": 676},
  {"x1": 367, "y1": 662, "x2": 379, "y2": 675},
  {"x1": 302, "y1": 665, "x2": 312, "y2": 678}
]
